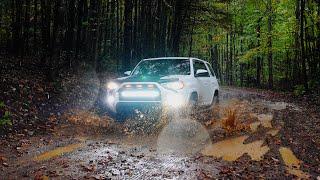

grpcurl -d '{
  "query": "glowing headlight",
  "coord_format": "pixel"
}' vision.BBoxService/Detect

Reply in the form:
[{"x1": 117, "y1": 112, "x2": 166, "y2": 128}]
[
  {"x1": 107, "y1": 95, "x2": 115, "y2": 104},
  {"x1": 107, "y1": 82, "x2": 119, "y2": 90},
  {"x1": 161, "y1": 81, "x2": 184, "y2": 90}
]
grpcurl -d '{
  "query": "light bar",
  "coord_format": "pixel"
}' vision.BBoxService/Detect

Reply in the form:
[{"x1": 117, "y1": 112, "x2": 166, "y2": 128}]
[
  {"x1": 124, "y1": 84, "x2": 132, "y2": 88},
  {"x1": 136, "y1": 84, "x2": 143, "y2": 89},
  {"x1": 121, "y1": 91, "x2": 160, "y2": 98}
]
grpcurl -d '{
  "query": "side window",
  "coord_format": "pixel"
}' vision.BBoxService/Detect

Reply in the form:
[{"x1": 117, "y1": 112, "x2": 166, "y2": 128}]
[
  {"x1": 193, "y1": 60, "x2": 210, "y2": 77},
  {"x1": 207, "y1": 64, "x2": 216, "y2": 77}
]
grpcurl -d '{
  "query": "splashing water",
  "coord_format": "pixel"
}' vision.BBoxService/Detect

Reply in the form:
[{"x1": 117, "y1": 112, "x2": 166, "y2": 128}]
[{"x1": 157, "y1": 118, "x2": 211, "y2": 155}]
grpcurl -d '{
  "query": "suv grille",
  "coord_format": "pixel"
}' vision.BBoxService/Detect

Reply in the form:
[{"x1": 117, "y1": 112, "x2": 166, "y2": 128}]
[{"x1": 119, "y1": 84, "x2": 161, "y2": 101}]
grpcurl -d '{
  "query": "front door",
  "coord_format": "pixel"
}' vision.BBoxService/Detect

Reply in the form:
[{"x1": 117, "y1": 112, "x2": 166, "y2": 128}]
[{"x1": 193, "y1": 60, "x2": 213, "y2": 105}]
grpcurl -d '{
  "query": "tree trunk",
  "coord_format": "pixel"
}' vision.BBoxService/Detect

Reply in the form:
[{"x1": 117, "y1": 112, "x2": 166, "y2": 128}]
[
  {"x1": 188, "y1": 18, "x2": 195, "y2": 57},
  {"x1": 40, "y1": 0, "x2": 51, "y2": 65},
  {"x1": 123, "y1": 0, "x2": 133, "y2": 70},
  {"x1": 65, "y1": 0, "x2": 76, "y2": 66},
  {"x1": 76, "y1": 0, "x2": 85, "y2": 58},
  {"x1": 256, "y1": 17, "x2": 262, "y2": 87},
  {"x1": 33, "y1": 0, "x2": 38, "y2": 53},
  {"x1": 267, "y1": 0, "x2": 273, "y2": 89},
  {"x1": 294, "y1": 0, "x2": 301, "y2": 84},
  {"x1": 317, "y1": 1, "x2": 320, "y2": 73},
  {"x1": 300, "y1": 0, "x2": 308, "y2": 90},
  {"x1": 171, "y1": 0, "x2": 186, "y2": 56},
  {"x1": 24, "y1": 0, "x2": 31, "y2": 56},
  {"x1": 13, "y1": 0, "x2": 23, "y2": 56}
]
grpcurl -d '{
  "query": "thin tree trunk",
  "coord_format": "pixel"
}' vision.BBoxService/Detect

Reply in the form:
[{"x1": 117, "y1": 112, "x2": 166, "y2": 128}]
[
  {"x1": 256, "y1": 17, "x2": 262, "y2": 87},
  {"x1": 267, "y1": 0, "x2": 273, "y2": 89},
  {"x1": 65, "y1": 0, "x2": 76, "y2": 67},
  {"x1": 300, "y1": 0, "x2": 308, "y2": 90},
  {"x1": 24, "y1": 0, "x2": 31, "y2": 56},
  {"x1": 123, "y1": 0, "x2": 133, "y2": 70},
  {"x1": 188, "y1": 17, "x2": 195, "y2": 57},
  {"x1": 76, "y1": 0, "x2": 85, "y2": 58},
  {"x1": 33, "y1": 0, "x2": 38, "y2": 53}
]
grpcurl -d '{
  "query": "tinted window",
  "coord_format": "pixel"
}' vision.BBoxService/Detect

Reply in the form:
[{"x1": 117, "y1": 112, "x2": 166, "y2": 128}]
[
  {"x1": 193, "y1": 61, "x2": 210, "y2": 77},
  {"x1": 207, "y1": 64, "x2": 216, "y2": 77},
  {"x1": 132, "y1": 59, "x2": 190, "y2": 77}
]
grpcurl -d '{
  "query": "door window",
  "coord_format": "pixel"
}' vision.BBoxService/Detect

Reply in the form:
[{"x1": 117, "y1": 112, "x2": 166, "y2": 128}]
[
  {"x1": 206, "y1": 64, "x2": 216, "y2": 77},
  {"x1": 193, "y1": 61, "x2": 210, "y2": 77}
]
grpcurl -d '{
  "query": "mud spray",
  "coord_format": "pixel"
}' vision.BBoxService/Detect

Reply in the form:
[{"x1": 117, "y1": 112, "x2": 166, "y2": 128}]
[{"x1": 156, "y1": 108, "x2": 211, "y2": 155}]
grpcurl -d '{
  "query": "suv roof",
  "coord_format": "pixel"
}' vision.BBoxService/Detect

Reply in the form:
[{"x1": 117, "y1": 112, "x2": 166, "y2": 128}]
[{"x1": 143, "y1": 57, "x2": 207, "y2": 63}]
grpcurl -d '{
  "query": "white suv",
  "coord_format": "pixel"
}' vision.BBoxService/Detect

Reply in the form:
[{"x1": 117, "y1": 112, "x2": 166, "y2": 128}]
[{"x1": 105, "y1": 57, "x2": 219, "y2": 115}]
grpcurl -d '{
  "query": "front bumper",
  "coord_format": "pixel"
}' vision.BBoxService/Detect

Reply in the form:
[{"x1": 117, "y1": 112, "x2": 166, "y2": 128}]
[
  {"x1": 105, "y1": 83, "x2": 189, "y2": 113},
  {"x1": 116, "y1": 102, "x2": 162, "y2": 114}
]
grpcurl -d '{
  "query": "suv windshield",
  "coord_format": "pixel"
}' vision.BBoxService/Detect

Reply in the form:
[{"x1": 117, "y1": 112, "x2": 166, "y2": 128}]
[{"x1": 132, "y1": 59, "x2": 190, "y2": 77}]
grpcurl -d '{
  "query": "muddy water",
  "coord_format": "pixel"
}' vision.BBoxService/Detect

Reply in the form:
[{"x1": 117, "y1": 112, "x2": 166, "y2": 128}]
[
  {"x1": 200, "y1": 97, "x2": 286, "y2": 162},
  {"x1": 250, "y1": 113, "x2": 273, "y2": 132},
  {"x1": 33, "y1": 143, "x2": 83, "y2": 161},
  {"x1": 3, "y1": 88, "x2": 312, "y2": 179},
  {"x1": 279, "y1": 147, "x2": 310, "y2": 178},
  {"x1": 266, "y1": 129, "x2": 280, "y2": 136},
  {"x1": 202, "y1": 136, "x2": 269, "y2": 161}
]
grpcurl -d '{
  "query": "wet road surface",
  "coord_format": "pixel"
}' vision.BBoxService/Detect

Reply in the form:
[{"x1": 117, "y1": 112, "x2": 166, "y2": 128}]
[{"x1": 0, "y1": 87, "x2": 319, "y2": 179}]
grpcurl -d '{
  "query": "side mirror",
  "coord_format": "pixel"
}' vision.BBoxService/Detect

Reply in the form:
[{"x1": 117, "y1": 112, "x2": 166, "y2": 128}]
[
  {"x1": 124, "y1": 71, "x2": 131, "y2": 76},
  {"x1": 195, "y1": 69, "x2": 209, "y2": 77}
]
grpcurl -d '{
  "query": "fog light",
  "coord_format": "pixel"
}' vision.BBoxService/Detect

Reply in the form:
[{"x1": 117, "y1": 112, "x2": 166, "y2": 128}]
[
  {"x1": 107, "y1": 95, "x2": 115, "y2": 104},
  {"x1": 107, "y1": 82, "x2": 119, "y2": 90}
]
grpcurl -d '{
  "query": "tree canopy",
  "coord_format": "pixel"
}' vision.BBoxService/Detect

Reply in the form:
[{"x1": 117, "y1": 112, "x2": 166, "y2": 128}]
[{"x1": 0, "y1": 0, "x2": 319, "y2": 92}]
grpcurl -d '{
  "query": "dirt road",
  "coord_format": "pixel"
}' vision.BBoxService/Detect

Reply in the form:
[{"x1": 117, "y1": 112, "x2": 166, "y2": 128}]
[{"x1": 0, "y1": 87, "x2": 319, "y2": 179}]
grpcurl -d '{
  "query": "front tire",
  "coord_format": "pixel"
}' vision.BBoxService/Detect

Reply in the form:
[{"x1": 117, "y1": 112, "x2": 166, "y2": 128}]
[
  {"x1": 188, "y1": 92, "x2": 198, "y2": 115},
  {"x1": 210, "y1": 90, "x2": 219, "y2": 106}
]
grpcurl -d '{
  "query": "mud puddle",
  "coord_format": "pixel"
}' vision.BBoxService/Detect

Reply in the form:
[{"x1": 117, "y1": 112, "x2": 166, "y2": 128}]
[
  {"x1": 200, "y1": 96, "x2": 312, "y2": 178},
  {"x1": 279, "y1": 147, "x2": 310, "y2": 178},
  {"x1": 33, "y1": 143, "x2": 84, "y2": 162},
  {"x1": 202, "y1": 135, "x2": 269, "y2": 161}
]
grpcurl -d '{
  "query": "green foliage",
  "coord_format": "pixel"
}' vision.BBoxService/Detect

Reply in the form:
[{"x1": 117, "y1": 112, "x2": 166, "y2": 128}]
[
  {"x1": 239, "y1": 47, "x2": 260, "y2": 63},
  {"x1": 82, "y1": 21, "x2": 89, "y2": 27},
  {"x1": 0, "y1": 101, "x2": 4, "y2": 108},
  {"x1": 293, "y1": 85, "x2": 306, "y2": 96},
  {"x1": 185, "y1": 0, "x2": 319, "y2": 90},
  {"x1": 0, "y1": 111, "x2": 12, "y2": 126},
  {"x1": 308, "y1": 80, "x2": 319, "y2": 91},
  {"x1": 0, "y1": 101, "x2": 12, "y2": 127}
]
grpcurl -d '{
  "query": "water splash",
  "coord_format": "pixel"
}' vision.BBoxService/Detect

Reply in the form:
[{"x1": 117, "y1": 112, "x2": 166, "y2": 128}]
[{"x1": 157, "y1": 118, "x2": 211, "y2": 155}]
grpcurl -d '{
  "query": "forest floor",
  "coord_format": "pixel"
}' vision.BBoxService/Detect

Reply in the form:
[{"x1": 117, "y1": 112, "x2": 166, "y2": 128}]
[{"x1": 0, "y1": 58, "x2": 320, "y2": 179}]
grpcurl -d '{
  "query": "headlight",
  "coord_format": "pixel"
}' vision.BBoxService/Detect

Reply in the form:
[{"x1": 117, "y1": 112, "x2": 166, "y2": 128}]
[
  {"x1": 161, "y1": 81, "x2": 184, "y2": 90},
  {"x1": 107, "y1": 82, "x2": 119, "y2": 90}
]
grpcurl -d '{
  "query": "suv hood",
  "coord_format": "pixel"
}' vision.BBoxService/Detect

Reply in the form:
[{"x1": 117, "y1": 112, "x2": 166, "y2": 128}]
[{"x1": 116, "y1": 75, "x2": 182, "y2": 83}]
